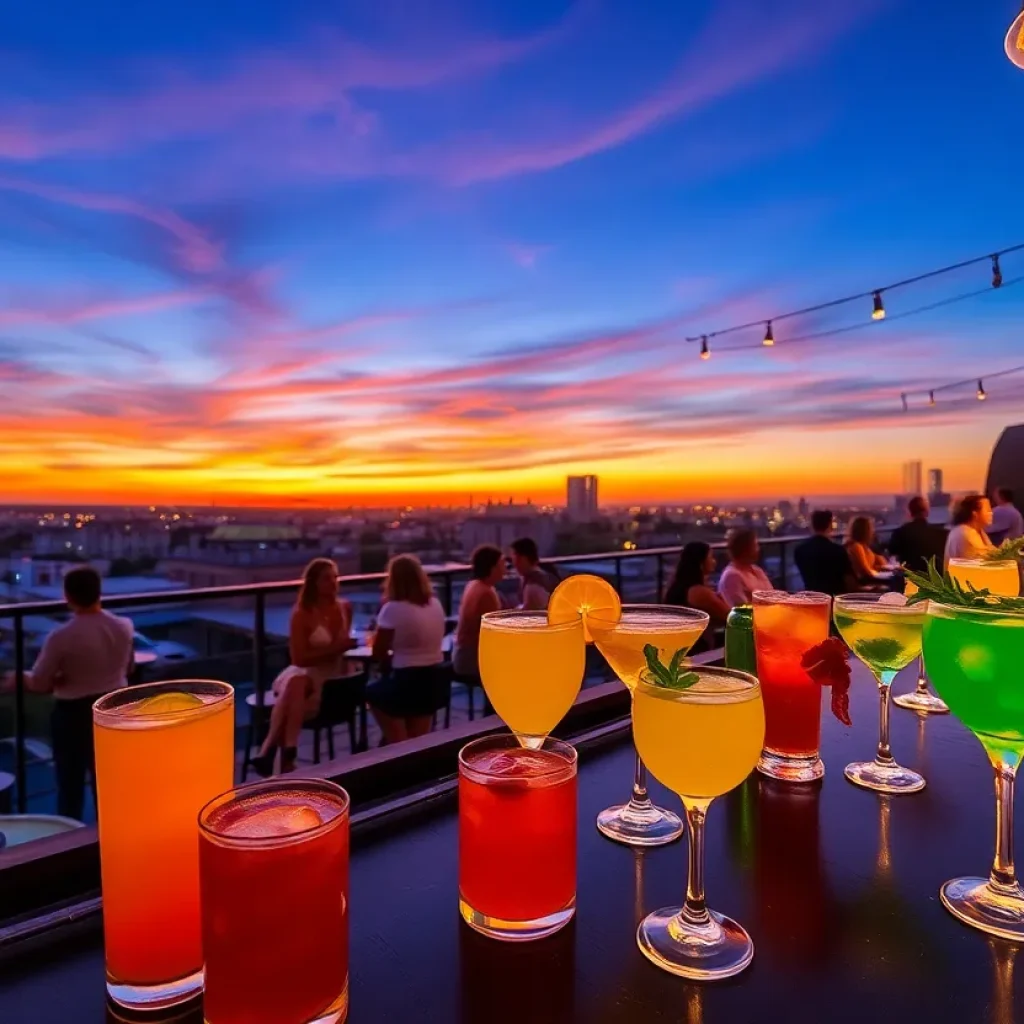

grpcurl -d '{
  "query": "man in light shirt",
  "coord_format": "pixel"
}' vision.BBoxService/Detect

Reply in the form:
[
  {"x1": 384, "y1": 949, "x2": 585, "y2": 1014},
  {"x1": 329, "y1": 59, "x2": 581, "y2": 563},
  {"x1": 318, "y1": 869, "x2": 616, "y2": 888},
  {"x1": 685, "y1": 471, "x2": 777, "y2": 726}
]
[
  {"x1": 3, "y1": 567, "x2": 134, "y2": 820},
  {"x1": 718, "y1": 528, "x2": 774, "y2": 607},
  {"x1": 989, "y1": 488, "x2": 1024, "y2": 546}
]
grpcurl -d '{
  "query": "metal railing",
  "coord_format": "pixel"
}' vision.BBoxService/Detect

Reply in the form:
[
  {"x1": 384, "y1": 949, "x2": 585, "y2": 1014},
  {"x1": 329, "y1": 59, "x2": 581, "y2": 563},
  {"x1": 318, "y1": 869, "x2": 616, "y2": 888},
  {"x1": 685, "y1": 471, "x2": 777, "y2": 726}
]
[{"x1": 0, "y1": 530, "x2": 884, "y2": 813}]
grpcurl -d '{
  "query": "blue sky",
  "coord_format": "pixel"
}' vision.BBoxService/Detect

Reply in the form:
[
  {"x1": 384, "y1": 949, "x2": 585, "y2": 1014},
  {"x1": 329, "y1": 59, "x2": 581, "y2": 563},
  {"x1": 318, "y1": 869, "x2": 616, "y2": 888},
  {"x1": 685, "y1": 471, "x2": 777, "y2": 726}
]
[{"x1": 0, "y1": 0, "x2": 1021, "y2": 504}]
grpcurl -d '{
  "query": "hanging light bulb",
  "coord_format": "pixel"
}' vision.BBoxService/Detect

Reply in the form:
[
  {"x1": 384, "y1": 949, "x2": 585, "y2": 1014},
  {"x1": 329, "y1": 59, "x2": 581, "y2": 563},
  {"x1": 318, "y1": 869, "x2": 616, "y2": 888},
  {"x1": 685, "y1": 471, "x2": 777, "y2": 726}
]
[
  {"x1": 977, "y1": 379, "x2": 987, "y2": 400},
  {"x1": 1006, "y1": 4, "x2": 1024, "y2": 69},
  {"x1": 929, "y1": 390, "x2": 936, "y2": 406},
  {"x1": 871, "y1": 290, "x2": 886, "y2": 320},
  {"x1": 992, "y1": 254, "x2": 1003, "y2": 289},
  {"x1": 901, "y1": 393, "x2": 908, "y2": 412},
  {"x1": 762, "y1": 321, "x2": 774, "y2": 346},
  {"x1": 700, "y1": 336, "x2": 710, "y2": 361}
]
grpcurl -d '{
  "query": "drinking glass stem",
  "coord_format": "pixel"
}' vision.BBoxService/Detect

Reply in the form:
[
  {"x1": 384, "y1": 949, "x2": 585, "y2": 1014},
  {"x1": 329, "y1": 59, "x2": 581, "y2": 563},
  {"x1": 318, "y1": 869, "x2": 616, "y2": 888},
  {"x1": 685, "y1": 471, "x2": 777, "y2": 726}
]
[
  {"x1": 681, "y1": 799, "x2": 712, "y2": 926},
  {"x1": 915, "y1": 657, "x2": 929, "y2": 694},
  {"x1": 875, "y1": 672, "x2": 896, "y2": 766},
  {"x1": 632, "y1": 752, "x2": 650, "y2": 805},
  {"x1": 990, "y1": 757, "x2": 1020, "y2": 893}
]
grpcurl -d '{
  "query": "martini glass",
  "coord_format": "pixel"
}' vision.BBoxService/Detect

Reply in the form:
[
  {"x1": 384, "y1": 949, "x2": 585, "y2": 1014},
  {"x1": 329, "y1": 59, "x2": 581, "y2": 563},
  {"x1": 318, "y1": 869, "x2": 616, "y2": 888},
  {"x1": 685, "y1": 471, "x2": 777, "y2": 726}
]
[
  {"x1": 924, "y1": 600, "x2": 1024, "y2": 940},
  {"x1": 893, "y1": 578, "x2": 947, "y2": 714},
  {"x1": 588, "y1": 606, "x2": 709, "y2": 846},
  {"x1": 833, "y1": 594, "x2": 927, "y2": 793},
  {"x1": 478, "y1": 610, "x2": 586, "y2": 747}
]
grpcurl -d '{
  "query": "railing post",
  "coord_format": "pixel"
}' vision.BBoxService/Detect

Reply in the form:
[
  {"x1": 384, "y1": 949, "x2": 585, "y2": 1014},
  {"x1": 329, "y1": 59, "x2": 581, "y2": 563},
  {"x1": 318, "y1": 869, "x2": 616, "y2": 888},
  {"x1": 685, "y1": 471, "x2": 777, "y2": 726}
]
[
  {"x1": 777, "y1": 541, "x2": 788, "y2": 589},
  {"x1": 14, "y1": 613, "x2": 27, "y2": 813},
  {"x1": 254, "y1": 592, "x2": 267, "y2": 710},
  {"x1": 656, "y1": 553, "x2": 664, "y2": 602},
  {"x1": 614, "y1": 557, "x2": 623, "y2": 596},
  {"x1": 443, "y1": 574, "x2": 454, "y2": 617}
]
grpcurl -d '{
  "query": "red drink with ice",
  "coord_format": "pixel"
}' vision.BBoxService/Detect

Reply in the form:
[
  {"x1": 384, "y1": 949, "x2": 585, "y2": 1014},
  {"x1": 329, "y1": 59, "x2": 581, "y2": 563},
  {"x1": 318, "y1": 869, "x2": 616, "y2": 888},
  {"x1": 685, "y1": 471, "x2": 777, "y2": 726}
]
[
  {"x1": 199, "y1": 780, "x2": 350, "y2": 1024},
  {"x1": 459, "y1": 736, "x2": 577, "y2": 940},
  {"x1": 752, "y1": 591, "x2": 831, "y2": 782}
]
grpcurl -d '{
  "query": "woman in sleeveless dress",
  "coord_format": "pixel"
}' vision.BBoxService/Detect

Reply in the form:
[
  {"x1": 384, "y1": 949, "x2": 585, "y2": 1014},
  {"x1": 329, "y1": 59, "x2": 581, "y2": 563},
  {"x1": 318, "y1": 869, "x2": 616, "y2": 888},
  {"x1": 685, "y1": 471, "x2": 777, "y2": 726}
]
[{"x1": 250, "y1": 558, "x2": 353, "y2": 776}]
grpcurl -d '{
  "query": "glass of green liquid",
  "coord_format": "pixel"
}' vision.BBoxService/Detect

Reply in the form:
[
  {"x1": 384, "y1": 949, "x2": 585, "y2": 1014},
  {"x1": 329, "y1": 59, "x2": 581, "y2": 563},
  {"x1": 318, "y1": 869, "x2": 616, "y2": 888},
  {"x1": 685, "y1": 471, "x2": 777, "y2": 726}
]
[
  {"x1": 924, "y1": 601, "x2": 1024, "y2": 940},
  {"x1": 833, "y1": 594, "x2": 927, "y2": 794}
]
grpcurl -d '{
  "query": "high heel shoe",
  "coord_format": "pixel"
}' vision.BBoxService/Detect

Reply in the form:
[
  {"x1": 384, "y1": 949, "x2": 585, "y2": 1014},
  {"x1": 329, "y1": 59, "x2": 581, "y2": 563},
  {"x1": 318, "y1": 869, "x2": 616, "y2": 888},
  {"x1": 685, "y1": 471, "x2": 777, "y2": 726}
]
[{"x1": 249, "y1": 752, "x2": 276, "y2": 778}]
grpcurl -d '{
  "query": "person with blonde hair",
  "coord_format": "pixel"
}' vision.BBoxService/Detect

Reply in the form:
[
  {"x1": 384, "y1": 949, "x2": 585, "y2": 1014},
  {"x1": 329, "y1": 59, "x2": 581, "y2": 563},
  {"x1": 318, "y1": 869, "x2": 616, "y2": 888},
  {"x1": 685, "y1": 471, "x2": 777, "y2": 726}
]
[
  {"x1": 250, "y1": 558, "x2": 353, "y2": 777},
  {"x1": 367, "y1": 554, "x2": 447, "y2": 744},
  {"x1": 845, "y1": 516, "x2": 887, "y2": 584}
]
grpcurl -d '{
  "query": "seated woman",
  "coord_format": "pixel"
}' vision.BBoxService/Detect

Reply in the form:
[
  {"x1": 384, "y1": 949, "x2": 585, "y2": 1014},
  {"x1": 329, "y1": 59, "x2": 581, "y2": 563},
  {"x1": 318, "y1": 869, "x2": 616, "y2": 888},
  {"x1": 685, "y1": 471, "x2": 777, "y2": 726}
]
[
  {"x1": 845, "y1": 516, "x2": 888, "y2": 585},
  {"x1": 251, "y1": 558, "x2": 353, "y2": 777},
  {"x1": 663, "y1": 542, "x2": 731, "y2": 651},
  {"x1": 452, "y1": 545, "x2": 504, "y2": 679},
  {"x1": 717, "y1": 528, "x2": 774, "y2": 607},
  {"x1": 367, "y1": 554, "x2": 447, "y2": 744}
]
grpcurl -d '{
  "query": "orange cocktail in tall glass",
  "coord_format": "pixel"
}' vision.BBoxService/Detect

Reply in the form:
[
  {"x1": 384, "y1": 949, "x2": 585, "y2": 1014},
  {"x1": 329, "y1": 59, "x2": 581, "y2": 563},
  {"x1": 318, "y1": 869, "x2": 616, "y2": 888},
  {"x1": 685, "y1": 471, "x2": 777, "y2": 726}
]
[
  {"x1": 93, "y1": 680, "x2": 234, "y2": 1010},
  {"x1": 752, "y1": 591, "x2": 830, "y2": 782}
]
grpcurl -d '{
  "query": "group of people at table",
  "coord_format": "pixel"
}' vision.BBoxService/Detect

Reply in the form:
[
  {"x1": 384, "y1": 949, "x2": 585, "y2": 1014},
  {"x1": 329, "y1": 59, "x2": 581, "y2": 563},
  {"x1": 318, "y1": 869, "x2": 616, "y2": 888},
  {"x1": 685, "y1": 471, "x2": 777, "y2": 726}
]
[{"x1": 5, "y1": 490, "x2": 1021, "y2": 807}]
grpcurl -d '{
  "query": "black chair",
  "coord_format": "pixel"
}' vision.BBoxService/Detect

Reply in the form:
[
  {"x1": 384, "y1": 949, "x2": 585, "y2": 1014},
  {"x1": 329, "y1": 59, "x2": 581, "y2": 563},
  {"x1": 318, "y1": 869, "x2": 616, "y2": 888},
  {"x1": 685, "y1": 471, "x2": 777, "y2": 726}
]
[
  {"x1": 241, "y1": 669, "x2": 369, "y2": 781},
  {"x1": 451, "y1": 670, "x2": 492, "y2": 720}
]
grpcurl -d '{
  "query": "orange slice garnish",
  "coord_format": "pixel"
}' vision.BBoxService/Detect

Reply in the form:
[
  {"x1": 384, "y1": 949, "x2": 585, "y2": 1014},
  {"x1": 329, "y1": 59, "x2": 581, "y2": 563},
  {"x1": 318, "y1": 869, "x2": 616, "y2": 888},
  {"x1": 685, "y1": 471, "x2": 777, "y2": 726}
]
[{"x1": 548, "y1": 574, "x2": 621, "y2": 643}]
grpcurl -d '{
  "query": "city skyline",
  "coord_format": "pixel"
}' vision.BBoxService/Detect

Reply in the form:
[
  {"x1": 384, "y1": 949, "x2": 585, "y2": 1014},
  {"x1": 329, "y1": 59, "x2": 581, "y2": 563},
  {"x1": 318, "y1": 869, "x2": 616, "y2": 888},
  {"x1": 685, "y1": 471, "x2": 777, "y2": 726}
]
[{"x1": 0, "y1": 2, "x2": 1021, "y2": 505}]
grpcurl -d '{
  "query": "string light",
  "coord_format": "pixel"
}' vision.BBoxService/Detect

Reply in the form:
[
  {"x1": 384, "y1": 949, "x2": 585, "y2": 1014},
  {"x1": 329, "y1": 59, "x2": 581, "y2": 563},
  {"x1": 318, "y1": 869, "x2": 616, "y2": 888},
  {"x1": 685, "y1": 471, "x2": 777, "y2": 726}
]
[
  {"x1": 929, "y1": 390, "x2": 935, "y2": 406},
  {"x1": 900, "y1": 363, "x2": 1024, "y2": 410},
  {"x1": 700, "y1": 335, "x2": 710, "y2": 360},
  {"x1": 900, "y1": 393, "x2": 908, "y2": 412},
  {"x1": 685, "y1": 243, "x2": 1024, "y2": 359},
  {"x1": 1007, "y1": 4, "x2": 1024, "y2": 69},
  {"x1": 977, "y1": 379, "x2": 987, "y2": 401}
]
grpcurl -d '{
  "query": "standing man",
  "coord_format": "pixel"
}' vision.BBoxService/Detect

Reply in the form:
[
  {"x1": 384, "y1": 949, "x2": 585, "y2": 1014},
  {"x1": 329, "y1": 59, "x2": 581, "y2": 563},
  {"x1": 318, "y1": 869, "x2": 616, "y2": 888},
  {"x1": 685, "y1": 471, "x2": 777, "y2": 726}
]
[
  {"x1": 888, "y1": 496, "x2": 948, "y2": 574},
  {"x1": 510, "y1": 538, "x2": 558, "y2": 610},
  {"x1": 3, "y1": 567, "x2": 134, "y2": 820},
  {"x1": 989, "y1": 488, "x2": 1024, "y2": 546}
]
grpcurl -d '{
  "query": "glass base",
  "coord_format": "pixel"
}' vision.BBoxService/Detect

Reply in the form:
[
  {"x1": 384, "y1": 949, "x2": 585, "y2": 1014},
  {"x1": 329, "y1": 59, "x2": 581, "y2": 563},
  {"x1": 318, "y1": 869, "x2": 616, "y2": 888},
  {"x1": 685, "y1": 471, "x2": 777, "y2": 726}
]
[
  {"x1": 107, "y1": 966, "x2": 204, "y2": 1011},
  {"x1": 893, "y1": 690, "x2": 949, "y2": 714},
  {"x1": 756, "y1": 749, "x2": 824, "y2": 783},
  {"x1": 940, "y1": 877, "x2": 1024, "y2": 941},
  {"x1": 844, "y1": 759, "x2": 925, "y2": 794},
  {"x1": 596, "y1": 798, "x2": 684, "y2": 847},
  {"x1": 459, "y1": 896, "x2": 575, "y2": 942},
  {"x1": 637, "y1": 906, "x2": 754, "y2": 980}
]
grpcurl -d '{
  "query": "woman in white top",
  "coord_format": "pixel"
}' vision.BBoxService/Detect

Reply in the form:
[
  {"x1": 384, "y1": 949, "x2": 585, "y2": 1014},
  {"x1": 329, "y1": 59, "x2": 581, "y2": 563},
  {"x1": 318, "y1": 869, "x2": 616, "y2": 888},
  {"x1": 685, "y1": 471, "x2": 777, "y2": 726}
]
[
  {"x1": 367, "y1": 554, "x2": 446, "y2": 744},
  {"x1": 945, "y1": 494, "x2": 996, "y2": 566},
  {"x1": 251, "y1": 559, "x2": 353, "y2": 777}
]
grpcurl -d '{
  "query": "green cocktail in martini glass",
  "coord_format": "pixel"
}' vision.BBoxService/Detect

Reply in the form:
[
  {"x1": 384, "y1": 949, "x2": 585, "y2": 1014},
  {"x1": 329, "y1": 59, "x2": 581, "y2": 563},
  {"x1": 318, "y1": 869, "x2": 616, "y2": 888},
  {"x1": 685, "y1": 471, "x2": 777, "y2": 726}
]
[
  {"x1": 833, "y1": 594, "x2": 927, "y2": 793},
  {"x1": 924, "y1": 601, "x2": 1024, "y2": 940}
]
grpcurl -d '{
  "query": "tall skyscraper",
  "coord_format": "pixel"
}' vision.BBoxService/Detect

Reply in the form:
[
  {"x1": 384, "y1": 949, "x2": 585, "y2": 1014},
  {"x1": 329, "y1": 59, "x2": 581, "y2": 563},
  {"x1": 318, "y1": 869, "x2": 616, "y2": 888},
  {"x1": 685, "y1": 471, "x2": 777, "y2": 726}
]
[
  {"x1": 901, "y1": 460, "x2": 923, "y2": 495},
  {"x1": 928, "y1": 468, "x2": 943, "y2": 497},
  {"x1": 566, "y1": 475, "x2": 599, "y2": 521}
]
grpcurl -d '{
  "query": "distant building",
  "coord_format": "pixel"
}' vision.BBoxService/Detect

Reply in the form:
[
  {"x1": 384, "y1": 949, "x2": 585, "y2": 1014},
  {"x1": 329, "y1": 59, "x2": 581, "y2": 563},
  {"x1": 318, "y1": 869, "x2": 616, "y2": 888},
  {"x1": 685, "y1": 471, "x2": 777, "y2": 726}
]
[
  {"x1": 901, "y1": 460, "x2": 923, "y2": 496},
  {"x1": 986, "y1": 425, "x2": 1024, "y2": 502},
  {"x1": 928, "y1": 468, "x2": 944, "y2": 496},
  {"x1": 460, "y1": 502, "x2": 557, "y2": 557},
  {"x1": 798, "y1": 497, "x2": 809, "y2": 519},
  {"x1": 566, "y1": 475, "x2": 599, "y2": 521}
]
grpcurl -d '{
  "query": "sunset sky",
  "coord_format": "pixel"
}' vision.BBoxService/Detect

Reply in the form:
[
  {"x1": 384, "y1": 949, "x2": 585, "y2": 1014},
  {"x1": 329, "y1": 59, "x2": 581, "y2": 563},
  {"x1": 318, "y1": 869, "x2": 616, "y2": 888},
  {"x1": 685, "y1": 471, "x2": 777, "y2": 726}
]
[{"x1": 1, "y1": 0, "x2": 1021, "y2": 506}]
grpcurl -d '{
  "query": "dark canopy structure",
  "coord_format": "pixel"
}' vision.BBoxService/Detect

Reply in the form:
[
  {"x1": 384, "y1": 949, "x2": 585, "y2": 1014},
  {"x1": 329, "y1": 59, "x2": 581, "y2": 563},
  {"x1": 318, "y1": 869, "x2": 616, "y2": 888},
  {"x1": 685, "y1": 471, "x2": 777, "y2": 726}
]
[{"x1": 985, "y1": 425, "x2": 1024, "y2": 498}]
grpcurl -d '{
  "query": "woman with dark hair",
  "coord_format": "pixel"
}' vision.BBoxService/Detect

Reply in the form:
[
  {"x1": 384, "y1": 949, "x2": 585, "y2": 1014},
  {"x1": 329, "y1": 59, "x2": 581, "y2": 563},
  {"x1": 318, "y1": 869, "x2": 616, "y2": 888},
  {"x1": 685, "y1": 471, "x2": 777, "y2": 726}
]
[
  {"x1": 845, "y1": 516, "x2": 887, "y2": 583},
  {"x1": 251, "y1": 558, "x2": 353, "y2": 777},
  {"x1": 664, "y1": 542, "x2": 730, "y2": 640},
  {"x1": 945, "y1": 494, "x2": 995, "y2": 565},
  {"x1": 366, "y1": 554, "x2": 447, "y2": 744},
  {"x1": 453, "y1": 545, "x2": 504, "y2": 678}
]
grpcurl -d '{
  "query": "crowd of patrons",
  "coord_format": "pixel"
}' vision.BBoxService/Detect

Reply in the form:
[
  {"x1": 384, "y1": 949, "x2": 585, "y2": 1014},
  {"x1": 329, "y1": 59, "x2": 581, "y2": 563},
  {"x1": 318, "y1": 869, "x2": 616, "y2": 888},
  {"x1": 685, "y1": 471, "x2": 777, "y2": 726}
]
[{"x1": 6, "y1": 488, "x2": 1020, "y2": 813}]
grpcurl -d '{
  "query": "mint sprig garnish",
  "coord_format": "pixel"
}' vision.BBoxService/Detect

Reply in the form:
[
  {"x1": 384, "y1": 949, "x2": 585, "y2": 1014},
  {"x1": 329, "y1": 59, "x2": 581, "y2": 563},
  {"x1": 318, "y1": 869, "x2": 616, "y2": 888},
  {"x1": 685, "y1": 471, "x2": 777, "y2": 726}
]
[
  {"x1": 984, "y1": 537, "x2": 1024, "y2": 563},
  {"x1": 643, "y1": 644, "x2": 699, "y2": 690},
  {"x1": 904, "y1": 558, "x2": 1024, "y2": 612}
]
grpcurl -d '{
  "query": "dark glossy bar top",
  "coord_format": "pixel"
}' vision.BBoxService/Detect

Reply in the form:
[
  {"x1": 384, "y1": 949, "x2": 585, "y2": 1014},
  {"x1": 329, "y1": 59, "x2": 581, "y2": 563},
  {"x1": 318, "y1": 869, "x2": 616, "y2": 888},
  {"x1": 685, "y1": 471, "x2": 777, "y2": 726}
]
[{"x1": 2, "y1": 664, "x2": 1024, "y2": 1023}]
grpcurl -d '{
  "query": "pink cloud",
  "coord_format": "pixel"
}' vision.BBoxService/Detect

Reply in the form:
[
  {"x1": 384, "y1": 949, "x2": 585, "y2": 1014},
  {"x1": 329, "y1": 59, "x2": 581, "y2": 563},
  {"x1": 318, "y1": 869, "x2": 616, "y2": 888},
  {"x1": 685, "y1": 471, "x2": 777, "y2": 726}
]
[{"x1": 504, "y1": 242, "x2": 552, "y2": 269}]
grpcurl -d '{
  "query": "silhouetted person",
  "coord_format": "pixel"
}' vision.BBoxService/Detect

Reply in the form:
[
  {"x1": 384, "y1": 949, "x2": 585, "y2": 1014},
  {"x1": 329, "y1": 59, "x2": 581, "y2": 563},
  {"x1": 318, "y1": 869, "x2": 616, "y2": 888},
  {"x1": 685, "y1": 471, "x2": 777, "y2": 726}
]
[
  {"x1": 989, "y1": 487, "x2": 1024, "y2": 546},
  {"x1": 510, "y1": 537, "x2": 558, "y2": 610},
  {"x1": 794, "y1": 511, "x2": 857, "y2": 596},
  {"x1": 888, "y1": 496, "x2": 947, "y2": 574},
  {"x1": 2, "y1": 567, "x2": 133, "y2": 820}
]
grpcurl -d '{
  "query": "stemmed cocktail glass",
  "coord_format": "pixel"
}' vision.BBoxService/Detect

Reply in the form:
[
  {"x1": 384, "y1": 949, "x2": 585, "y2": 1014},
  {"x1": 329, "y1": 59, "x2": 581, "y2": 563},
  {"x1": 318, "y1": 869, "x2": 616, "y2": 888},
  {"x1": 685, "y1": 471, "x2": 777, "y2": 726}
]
[
  {"x1": 923, "y1": 601, "x2": 1024, "y2": 939},
  {"x1": 833, "y1": 594, "x2": 927, "y2": 793},
  {"x1": 633, "y1": 666, "x2": 765, "y2": 979},
  {"x1": 589, "y1": 605, "x2": 709, "y2": 846}
]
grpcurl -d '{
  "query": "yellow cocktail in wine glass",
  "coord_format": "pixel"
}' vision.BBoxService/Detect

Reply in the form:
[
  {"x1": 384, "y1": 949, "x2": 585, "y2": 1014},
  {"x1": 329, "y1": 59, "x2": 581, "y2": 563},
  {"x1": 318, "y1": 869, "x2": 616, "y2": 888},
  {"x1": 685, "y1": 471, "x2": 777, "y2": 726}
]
[
  {"x1": 633, "y1": 665, "x2": 764, "y2": 979},
  {"x1": 949, "y1": 558, "x2": 1021, "y2": 597},
  {"x1": 478, "y1": 610, "x2": 586, "y2": 747}
]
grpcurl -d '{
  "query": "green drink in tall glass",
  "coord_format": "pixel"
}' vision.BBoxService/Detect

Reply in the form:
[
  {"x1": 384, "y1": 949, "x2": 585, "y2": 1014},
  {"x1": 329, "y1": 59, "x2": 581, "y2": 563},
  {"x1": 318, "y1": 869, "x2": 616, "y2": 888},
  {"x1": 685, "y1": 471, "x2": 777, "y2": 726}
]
[{"x1": 923, "y1": 601, "x2": 1024, "y2": 940}]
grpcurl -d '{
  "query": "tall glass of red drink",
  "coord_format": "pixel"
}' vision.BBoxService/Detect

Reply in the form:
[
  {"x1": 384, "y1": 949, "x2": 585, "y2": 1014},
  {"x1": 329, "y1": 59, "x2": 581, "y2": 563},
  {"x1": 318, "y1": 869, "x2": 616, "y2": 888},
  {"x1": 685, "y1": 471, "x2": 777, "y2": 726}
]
[
  {"x1": 199, "y1": 779, "x2": 350, "y2": 1024},
  {"x1": 459, "y1": 734, "x2": 577, "y2": 941},
  {"x1": 752, "y1": 591, "x2": 831, "y2": 782}
]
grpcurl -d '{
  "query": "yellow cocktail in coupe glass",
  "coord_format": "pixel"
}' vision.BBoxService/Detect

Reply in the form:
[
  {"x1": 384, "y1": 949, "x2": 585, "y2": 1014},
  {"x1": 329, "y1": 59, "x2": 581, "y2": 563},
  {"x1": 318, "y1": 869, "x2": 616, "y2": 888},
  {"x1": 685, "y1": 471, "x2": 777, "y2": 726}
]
[
  {"x1": 633, "y1": 666, "x2": 764, "y2": 980},
  {"x1": 588, "y1": 605, "x2": 709, "y2": 846},
  {"x1": 478, "y1": 610, "x2": 586, "y2": 746}
]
